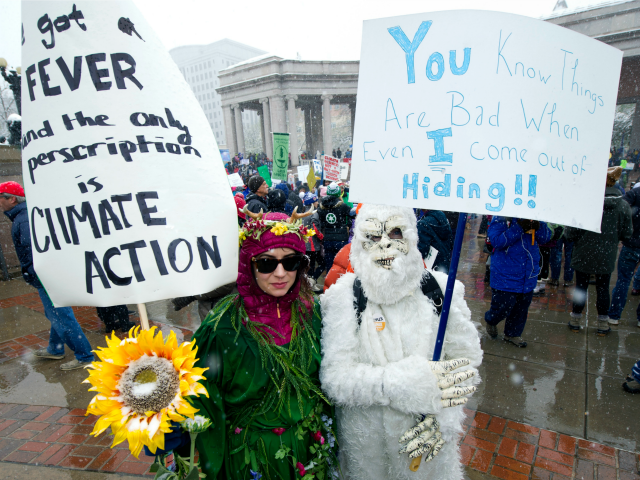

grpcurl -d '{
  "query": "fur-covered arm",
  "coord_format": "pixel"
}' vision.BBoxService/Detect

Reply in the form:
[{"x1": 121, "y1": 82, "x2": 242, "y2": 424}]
[
  {"x1": 320, "y1": 274, "x2": 444, "y2": 415},
  {"x1": 431, "y1": 272, "x2": 483, "y2": 370}
]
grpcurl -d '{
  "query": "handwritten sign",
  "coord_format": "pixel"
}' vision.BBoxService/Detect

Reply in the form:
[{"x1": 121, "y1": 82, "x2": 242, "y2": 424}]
[
  {"x1": 340, "y1": 163, "x2": 349, "y2": 180},
  {"x1": 323, "y1": 155, "x2": 340, "y2": 183},
  {"x1": 297, "y1": 165, "x2": 310, "y2": 183},
  {"x1": 228, "y1": 173, "x2": 244, "y2": 188},
  {"x1": 21, "y1": 1, "x2": 238, "y2": 306},
  {"x1": 349, "y1": 11, "x2": 622, "y2": 232}
]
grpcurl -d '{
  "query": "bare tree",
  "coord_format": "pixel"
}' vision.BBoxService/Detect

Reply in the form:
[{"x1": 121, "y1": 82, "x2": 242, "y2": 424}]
[{"x1": 0, "y1": 77, "x2": 17, "y2": 141}]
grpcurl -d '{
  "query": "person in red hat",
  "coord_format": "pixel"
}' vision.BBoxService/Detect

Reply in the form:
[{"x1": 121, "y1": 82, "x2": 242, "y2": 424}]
[{"x1": 0, "y1": 181, "x2": 94, "y2": 370}]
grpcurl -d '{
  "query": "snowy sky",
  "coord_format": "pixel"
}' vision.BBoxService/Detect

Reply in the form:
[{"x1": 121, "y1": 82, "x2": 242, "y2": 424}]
[{"x1": 0, "y1": 0, "x2": 626, "y2": 69}]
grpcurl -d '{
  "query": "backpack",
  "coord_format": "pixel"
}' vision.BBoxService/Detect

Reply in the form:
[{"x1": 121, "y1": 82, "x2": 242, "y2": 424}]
[{"x1": 352, "y1": 273, "x2": 444, "y2": 326}]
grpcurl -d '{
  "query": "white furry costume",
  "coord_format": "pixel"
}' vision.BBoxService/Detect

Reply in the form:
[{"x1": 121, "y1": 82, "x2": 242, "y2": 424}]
[{"x1": 320, "y1": 205, "x2": 482, "y2": 480}]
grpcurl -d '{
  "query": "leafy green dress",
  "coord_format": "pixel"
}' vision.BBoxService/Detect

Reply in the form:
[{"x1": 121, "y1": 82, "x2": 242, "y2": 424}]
[{"x1": 189, "y1": 295, "x2": 337, "y2": 480}]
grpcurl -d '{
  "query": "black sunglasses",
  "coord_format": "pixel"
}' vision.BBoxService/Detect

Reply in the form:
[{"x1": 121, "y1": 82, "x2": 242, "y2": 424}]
[{"x1": 252, "y1": 254, "x2": 304, "y2": 274}]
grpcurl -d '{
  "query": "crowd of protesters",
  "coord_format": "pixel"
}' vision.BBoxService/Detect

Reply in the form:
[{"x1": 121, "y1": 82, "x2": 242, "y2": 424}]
[{"x1": 1, "y1": 158, "x2": 640, "y2": 395}]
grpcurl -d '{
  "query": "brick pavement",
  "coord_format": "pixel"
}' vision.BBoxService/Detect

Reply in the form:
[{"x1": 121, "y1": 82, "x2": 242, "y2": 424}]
[{"x1": 0, "y1": 403, "x2": 637, "y2": 479}]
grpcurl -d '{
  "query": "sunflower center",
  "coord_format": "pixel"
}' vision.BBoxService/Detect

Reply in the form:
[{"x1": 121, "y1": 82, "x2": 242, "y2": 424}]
[{"x1": 119, "y1": 356, "x2": 179, "y2": 415}]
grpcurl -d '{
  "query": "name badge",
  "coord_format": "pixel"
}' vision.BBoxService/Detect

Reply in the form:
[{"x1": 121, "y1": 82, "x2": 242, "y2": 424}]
[{"x1": 373, "y1": 315, "x2": 386, "y2": 331}]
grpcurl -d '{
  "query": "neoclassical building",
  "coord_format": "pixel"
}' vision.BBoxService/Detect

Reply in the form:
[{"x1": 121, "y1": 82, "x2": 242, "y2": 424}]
[{"x1": 216, "y1": 55, "x2": 358, "y2": 165}]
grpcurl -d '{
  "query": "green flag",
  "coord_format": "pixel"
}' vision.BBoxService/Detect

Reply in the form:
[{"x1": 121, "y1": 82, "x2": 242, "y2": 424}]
[
  {"x1": 258, "y1": 165, "x2": 272, "y2": 187},
  {"x1": 272, "y1": 133, "x2": 289, "y2": 181}
]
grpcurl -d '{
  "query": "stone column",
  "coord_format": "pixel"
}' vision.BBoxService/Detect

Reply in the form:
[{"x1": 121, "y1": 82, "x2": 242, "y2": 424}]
[
  {"x1": 270, "y1": 95, "x2": 287, "y2": 134},
  {"x1": 286, "y1": 95, "x2": 299, "y2": 166},
  {"x1": 349, "y1": 102, "x2": 356, "y2": 144},
  {"x1": 321, "y1": 94, "x2": 333, "y2": 156},
  {"x1": 257, "y1": 110, "x2": 266, "y2": 154},
  {"x1": 304, "y1": 108, "x2": 312, "y2": 157},
  {"x1": 310, "y1": 102, "x2": 324, "y2": 158},
  {"x1": 630, "y1": 102, "x2": 640, "y2": 152},
  {"x1": 232, "y1": 103, "x2": 245, "y2": 155},
  {"x1": 222, "y1": 105, "x2": 237, "y2": 154},
  {"x1": 260, "y1": 98, "x2": 273, "y2": 158}
]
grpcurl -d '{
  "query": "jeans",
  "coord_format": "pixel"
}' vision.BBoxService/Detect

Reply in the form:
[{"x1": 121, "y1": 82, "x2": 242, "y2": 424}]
[
  {"x1": 485, "y1": 289, "x2": 534, "y2": 337},
  {"x1": 633, "y1": 263, "x2": 640, "y2": 291},
  {"x1": 609, "y1": 245, "x2": 640, "y2": 320},
  {"x1": 38, "y1": 288, "x2": 94, "y2": 362},
  {"x1": 572, "y1": 271, "x2": 611, "y2": 316},
  {"x1": 323, "y1": 240, "x2": 347, "y2": 273},
  {"x1": 550, "y1": 237, "x2": 574, "y2": 282}
]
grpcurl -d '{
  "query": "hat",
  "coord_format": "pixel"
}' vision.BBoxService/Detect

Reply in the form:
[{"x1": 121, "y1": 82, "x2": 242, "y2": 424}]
[
  {"x1": 320, "y1": 186, "x2": 327, "y2": 197},
  {"x1": 303, "y1": 192, "x2": 318, "y2": 206},
  {"x1": 248, "y1": 175, "x2": 266, "y2": 193},
  {"x1": 234, "y1": 193, "x2": 246, "y2": 219},
  {"x1": 0, "y1": 181, "x2": 24, "y2": 197},
  {"x1": 327, "y1": 183, "x2": 341, "y2": 196},
  {"x1": 606, "y1": 166, "x2": 623, "y2": 187}
]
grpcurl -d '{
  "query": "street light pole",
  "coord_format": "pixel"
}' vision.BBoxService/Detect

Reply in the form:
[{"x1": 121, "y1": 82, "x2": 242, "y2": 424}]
[{"x1": 0, "y1": 58, "x2": 21, "y2": 115}]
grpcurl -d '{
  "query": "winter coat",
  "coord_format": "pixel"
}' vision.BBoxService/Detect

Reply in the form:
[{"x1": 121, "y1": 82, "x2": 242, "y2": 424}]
[
  {"x1": 565, "y1": 186, "x2": 633, "y2": 274},
  {"x1": 488, "y1": 217, "x2": 552, "y2": 293},
  {"x1": 622, "y1": 186, "x2": 640, "y2": 249},
  {"x1": 417, "y1": 210, "x2": 452, "y2": 272},
  {"x1": 318, "y1": 196, "x2": 351, "y2": 242},
  {"x1": 302, "y1": 211, "x2": 323, "y2": 252},
  {"x1": 4, "y1": 203, "x2": 42, "y2": 288},
  {"x1": 275, "y1": 183, "x2": 295, "y2": 215},
  {"x1": 245, "y1": 193, "x2": 268, "y2": 214},
  {"x1": 288, "y1": 191, "x2": 304, "y2": 213}
]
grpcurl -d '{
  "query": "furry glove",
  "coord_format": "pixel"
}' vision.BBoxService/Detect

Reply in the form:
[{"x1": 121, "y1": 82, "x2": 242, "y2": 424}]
[
  {"x1": 398, "y1": 414, "x2": 445, "y2": 461},
  {"x1": 429, "y1": 358, "x2": 477, "y2": 407}
]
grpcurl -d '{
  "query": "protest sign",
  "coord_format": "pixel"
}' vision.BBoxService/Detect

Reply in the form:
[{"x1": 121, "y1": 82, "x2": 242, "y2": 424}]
[
  {"x1": 228, "y1": 173, "x2": 244, "y2": 188},
  {"x1": 272, "y1": 132, "x2": 289, "y2": 181},
  {"x1": 323, "y1": 155, "x2": 340, "y2": 182},
  {"x1": 312, "y1": 158, "x2": 323, "y2": 174},
  {"x1": 240, "y1": 159, "x2": 249, "y2": 165},
  {"x1": 307, "y1": 167, "x2": 317, "y2": 189},
  {"x1": 349, "y1": 11, "x2": 622, "y2": 232},
  {"x1": 340, "y1": 163, "x2": 349, "y2": 180},
  {"x1": 626, "y1": 163, "x2": 635, "y2": 170},
  {"x1": 220, "y1": 149, "x2": 230, "y2": 164},
  {"x1": 297, "y1": 165, "x2": 310, "y2": 183},
  {"x1": 257, "y1": 165, "x2": 272, "y2": 187},
  {"x1": 21, "y1": 1, "x2": 238, "y2": 307}
]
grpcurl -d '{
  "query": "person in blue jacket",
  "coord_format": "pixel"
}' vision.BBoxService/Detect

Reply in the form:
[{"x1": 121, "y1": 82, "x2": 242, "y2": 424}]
[{"x1": 484, "y1": 216, "x2": 552, "y2": 347}]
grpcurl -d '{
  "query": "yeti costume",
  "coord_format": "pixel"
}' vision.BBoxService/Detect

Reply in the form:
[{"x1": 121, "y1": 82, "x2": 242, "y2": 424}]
[{"x1": 320, "y1": 205, "x2": 482, "y2": 480}]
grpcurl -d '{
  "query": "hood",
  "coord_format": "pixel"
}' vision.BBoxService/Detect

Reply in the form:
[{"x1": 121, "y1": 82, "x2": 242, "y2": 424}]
[
  {"x1": 424, "y1": 211, "x2": 450, "y2": 241},
  {"x1": 604, "y1": 186, "x2": 622, "y2": 210},
  {"x1": 237, "y1": 212, "x2": 309, "y2": 346},
  {"x1": 267, "y1": 189, "x2": 287, "y2": 212},
  {"x1": 234, "y1": 193, "x2": 246, "y2": 219},
  {"x1": 4, "y1": 202, "x2": 26, "y2": 222},
  {"x1": 275, "y1": 182, "x2": 290, "y2": 197},
  {"x1": 320, "y1": 196, "x2": 341, "y2": 209}
]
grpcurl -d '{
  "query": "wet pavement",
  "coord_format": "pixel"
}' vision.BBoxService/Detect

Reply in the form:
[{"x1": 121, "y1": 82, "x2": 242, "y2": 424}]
[{"x1": 0, "y1": 216, "x2": 638, "y2": 478}]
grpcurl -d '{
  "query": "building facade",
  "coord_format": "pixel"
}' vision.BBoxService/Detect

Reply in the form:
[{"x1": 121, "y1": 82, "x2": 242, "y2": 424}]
[
  {"x1": 216, "y1": 56, "x2": 359, "y2": 165},
  {"x1": 169, "y1": 39, "x2": 266, "y2": 148}
]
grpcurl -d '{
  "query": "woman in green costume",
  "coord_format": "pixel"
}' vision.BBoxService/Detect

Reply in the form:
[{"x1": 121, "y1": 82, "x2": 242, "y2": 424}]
[{"x1": 186, "y1": 209, "x2": 337, "y2": 479}]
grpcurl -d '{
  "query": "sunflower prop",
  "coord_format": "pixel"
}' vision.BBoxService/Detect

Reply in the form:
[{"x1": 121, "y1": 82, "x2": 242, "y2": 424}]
[{"x1": 84, "y1": 326, "x2": 209, "y2": 457}]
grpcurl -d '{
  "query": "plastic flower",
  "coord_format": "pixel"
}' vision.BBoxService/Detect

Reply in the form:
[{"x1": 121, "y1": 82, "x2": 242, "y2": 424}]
[
  {"x1": 296, "y1": 462, "x2": 306, "y2": 476},
  {"x1": 84, "y1": 327, "x2": 209, "y2": 458},
  {"x1": 239, "y1": 230, "x2": 247, "y2": 245},
  {"x1": 270, "y1": 222, "x2": 288, "y2": 236},
  {"x1": 272, "y1": 427, "x2": 286, "y2": 436},
  {"x1": 181, "y1": 414, "x2": 211, "y2": 434}
]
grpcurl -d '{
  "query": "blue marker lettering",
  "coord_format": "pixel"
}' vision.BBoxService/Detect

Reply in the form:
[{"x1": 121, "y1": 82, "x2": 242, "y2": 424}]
[{"x1": 388, "y1": 21, "x2": 432, "y2": 84}]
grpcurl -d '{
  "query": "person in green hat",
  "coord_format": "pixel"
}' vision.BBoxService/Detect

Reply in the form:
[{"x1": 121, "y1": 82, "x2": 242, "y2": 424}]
[{"x1": 318, "y1": 182, "x2": 353, "y2": 272}]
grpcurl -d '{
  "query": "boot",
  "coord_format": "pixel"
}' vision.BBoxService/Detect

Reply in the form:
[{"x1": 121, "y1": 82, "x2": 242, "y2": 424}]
[
  {"x1": 483, "y1": 319, "x2": 498, "y2": 339},
  {"x1": 623, "y1": 378, "x2": 640, "y2": 393},
  {"x1": 568, "y1": 312, "x2": 581, "y2": 332},
  {"x1": 532, "y1": 281, "x2": 546, "y2": 296},
  {"x1": 483, "y1": 266, "x2": 491, "y2": 283},
  {"x1": 597, "y1": 315, "x2": 611, "y2": 336}
]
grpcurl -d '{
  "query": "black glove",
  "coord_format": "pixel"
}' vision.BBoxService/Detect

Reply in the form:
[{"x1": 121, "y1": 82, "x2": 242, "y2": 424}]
[
  {"x1": 517, "y1": 219, "x2": 540, "y2": 232},
  {"x1": 171, "y1": 296, "x2": 197, "y2": 311}
]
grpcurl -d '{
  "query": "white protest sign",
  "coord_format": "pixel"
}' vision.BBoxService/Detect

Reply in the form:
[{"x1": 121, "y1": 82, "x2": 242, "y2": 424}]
[
  {"x1": 228, "y1": 173, "x2": 245, "y2": 188},
  {"x1": 22, "y1": 1, "x2": 238, "y2": 306},
  {"x1": 340, "y1": 163, "x2": 349, "y2": 180},
  {"x1": 626, "y1": 162, "x2": 635, "y2": 170},
  {"x1": 350, "y1": 11, "x2": 622, "y2": 232},
  {"x1": 297, "y1": 165, "x2": 310, "y2": 182},
  {"x1": 240, "y1": 159, "x2": 249, "y2": 165},
  {"x1": 312, "y1": 159, "x2": 323, "y2": 174},
  {"x1": 323, "y1": 155, "x2": 340, "y2": 183}
]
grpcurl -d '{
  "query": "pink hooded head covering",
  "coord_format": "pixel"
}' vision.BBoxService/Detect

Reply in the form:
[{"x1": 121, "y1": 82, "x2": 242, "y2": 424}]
[
  {"x1": 234, "y1": 193, "x2": 246, "y2": 220},
  {"x1": 237, "y1": 212, "x2": 310, "y2": 345}
]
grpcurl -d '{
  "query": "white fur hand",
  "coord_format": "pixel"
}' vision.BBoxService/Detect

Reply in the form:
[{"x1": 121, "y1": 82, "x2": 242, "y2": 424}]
[
  {"x1": 398, "y1": 415, "x2": 445, "y2": 461},
  {"x1": 429, "y1": 358, "x2": 477, "y2": 407}
]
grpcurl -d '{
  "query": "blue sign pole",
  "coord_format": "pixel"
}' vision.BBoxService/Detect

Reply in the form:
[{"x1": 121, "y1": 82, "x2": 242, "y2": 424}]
[{"x1": 432, "y1": 212, "x2": 468, "y2": 361}]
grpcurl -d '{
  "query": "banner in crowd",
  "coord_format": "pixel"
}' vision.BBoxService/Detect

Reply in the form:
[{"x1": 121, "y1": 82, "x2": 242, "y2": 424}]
[
  {"x1": 272, "y1": 132, "x2": 289, "y2": 181},
  {"x1": 323, "y1": 155, "x2": 341, "y2": 182},
  {"x1": 297, "y1": 165, "x2": 310, "y2": 183},
  {"x1": 257, "y1": 165, "x2": 272, "y2": 187},
  {"x1": 340, "y1": 163, "x2": 349, "y2": 180},
  {"x1": 21, "y1": 1, "x2": 238, "y2": 306},
  {"x1": 220, "y1": 149, "x2": 230, "y2": 164},
  {"x1": 349, "y1": 11, "x2": 623, "y2": 232},
  {"x1": 307, "y1": 167, "x2": 317, "y2": 189},
  {"x1": 312, "y1": 158, "x2": 323, "y2": 174},
  {"x1": 228, "y1": 173, "x2": 244, "y2": 188}
]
